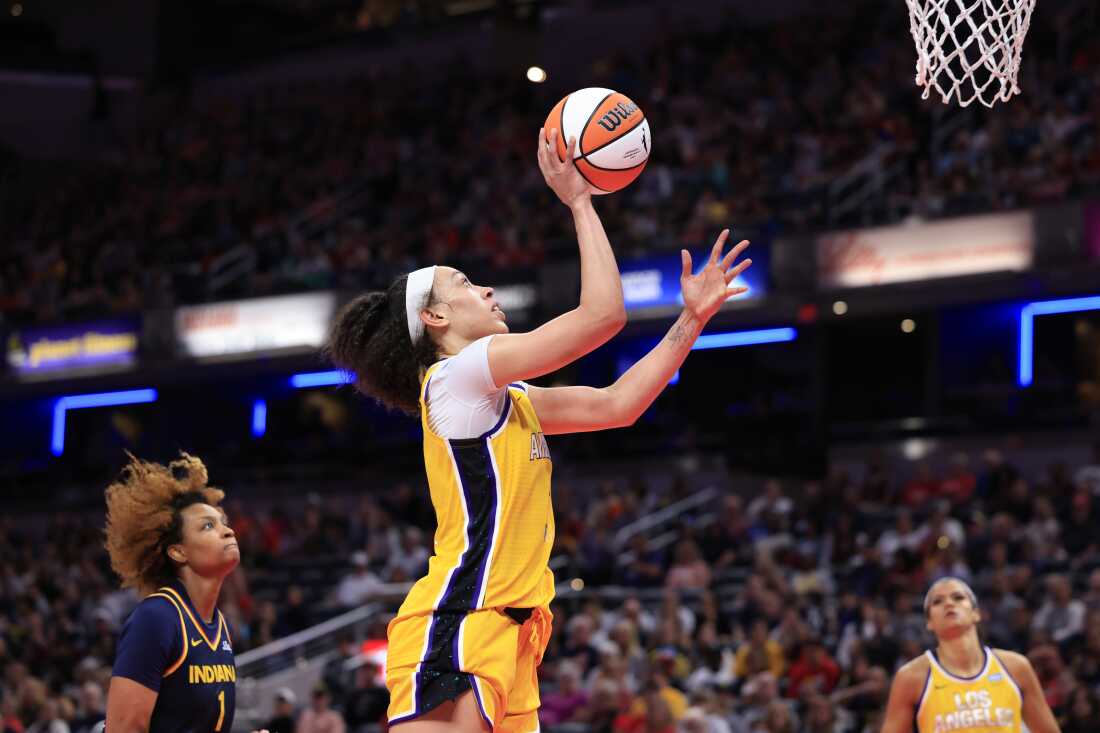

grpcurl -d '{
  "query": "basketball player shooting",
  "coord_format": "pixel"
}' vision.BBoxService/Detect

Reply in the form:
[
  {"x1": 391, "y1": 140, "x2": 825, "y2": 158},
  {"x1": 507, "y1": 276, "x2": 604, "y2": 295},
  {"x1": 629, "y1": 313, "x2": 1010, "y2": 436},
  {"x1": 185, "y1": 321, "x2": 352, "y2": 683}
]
[{"x1": 324, "y1": 127, "x2": 751, "y2": 732}]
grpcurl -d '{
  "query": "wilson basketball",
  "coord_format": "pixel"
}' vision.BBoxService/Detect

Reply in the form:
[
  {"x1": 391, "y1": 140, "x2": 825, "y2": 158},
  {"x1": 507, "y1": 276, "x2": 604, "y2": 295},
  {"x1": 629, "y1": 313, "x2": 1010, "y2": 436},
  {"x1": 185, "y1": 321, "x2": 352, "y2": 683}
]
[{"x1": 544, "y1": 87, "x2": 650, "y2": 194}]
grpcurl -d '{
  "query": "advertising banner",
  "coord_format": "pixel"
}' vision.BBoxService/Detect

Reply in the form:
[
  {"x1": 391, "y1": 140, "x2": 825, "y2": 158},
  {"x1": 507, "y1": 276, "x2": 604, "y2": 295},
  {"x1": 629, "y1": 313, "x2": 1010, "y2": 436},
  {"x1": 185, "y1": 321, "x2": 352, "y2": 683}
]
[
  {"x1": 7, "y1": 320, "x2": 138, "y2": 378},
  {"x1": 176, "y1": 292, "x2": 336, "y2": 359},
  {"x1": 817, "y1": 211, "x2": 1034, "y2": 288}
]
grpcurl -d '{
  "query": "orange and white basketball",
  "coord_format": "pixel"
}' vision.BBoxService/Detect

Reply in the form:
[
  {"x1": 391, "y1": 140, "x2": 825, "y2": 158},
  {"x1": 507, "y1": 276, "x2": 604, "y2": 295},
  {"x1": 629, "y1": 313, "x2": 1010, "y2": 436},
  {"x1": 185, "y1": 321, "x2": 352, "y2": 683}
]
[{"x1": 544, "y1": 87, "x2": 650, "y2": 194}]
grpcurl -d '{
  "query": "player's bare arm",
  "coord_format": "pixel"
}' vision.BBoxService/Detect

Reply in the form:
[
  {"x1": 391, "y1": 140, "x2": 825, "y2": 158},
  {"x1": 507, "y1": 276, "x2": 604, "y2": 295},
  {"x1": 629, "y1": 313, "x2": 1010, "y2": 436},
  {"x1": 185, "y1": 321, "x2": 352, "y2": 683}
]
[
  {"x1": 485, "y1": 128, "x2": 626, "y2": 387},
  {"x1": 528, "y1": 231, "x2": 750, "y2": 434},
  {"x1": 995, "y1": 650, "x2": 1061, "y2": 733},
  {"x1": 105, "y1": 676, "x2": 158, "y2": 733},
  {"x1": 881, "y1": 656, "x2": 930, "y2": 733}
]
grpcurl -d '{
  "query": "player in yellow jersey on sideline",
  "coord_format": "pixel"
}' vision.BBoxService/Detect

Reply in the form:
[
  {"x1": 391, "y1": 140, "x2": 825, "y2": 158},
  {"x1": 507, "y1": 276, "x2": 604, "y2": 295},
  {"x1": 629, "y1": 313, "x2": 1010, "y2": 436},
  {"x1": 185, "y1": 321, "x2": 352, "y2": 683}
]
[
  {"x1": 880, "y1": 577, "x2": 1061, "y2": 733},
  {"x1": 325, "y1": 128, "x2": 752, "y2": 733}
]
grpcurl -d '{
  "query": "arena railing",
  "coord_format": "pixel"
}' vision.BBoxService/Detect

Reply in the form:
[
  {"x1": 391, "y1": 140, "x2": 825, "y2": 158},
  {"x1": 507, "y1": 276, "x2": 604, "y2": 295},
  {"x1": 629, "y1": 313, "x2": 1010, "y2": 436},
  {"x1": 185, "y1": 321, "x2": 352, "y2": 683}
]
[
  {"x1": 616, "y1": 512, "x2": 718, "y2": 567},
  {"x1": 236, "y1": 601, "x2": 384, "y2": 677},
  {"x1": 207, "y1": 244, "x2": 258, "y2": 298},
  {"x1": 612, "y1": 485, "x2": 721, "y2": 550},
  {"x1": 234, "y1": 598, "x2": 391, "y2": 731},
  {"x1": 826, "y1": 144, "x2": 905, "y2": 225}
]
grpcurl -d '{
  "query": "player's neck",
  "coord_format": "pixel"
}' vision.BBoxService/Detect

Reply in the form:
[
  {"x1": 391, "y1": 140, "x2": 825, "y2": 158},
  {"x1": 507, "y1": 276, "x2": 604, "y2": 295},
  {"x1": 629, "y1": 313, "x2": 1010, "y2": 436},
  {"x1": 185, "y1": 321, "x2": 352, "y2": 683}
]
[
  {"x1": 178, "y1": 571, "x2": 223, "y2": 624},
  {"x1": 936, "y1": 632, "x2": 985, "y2": 677},
  {"x1": 437, "y1": 333, "x2": 472, "y2": 359}
]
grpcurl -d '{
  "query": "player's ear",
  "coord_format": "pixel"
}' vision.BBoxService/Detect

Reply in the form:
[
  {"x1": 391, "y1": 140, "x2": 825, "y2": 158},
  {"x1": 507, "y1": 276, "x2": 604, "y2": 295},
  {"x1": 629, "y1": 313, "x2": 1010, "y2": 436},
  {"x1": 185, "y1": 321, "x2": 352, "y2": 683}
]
[
  {"x1": 167, "y1": 544, "x2": 186, "y2": 564},
  {"x1": 420, "y1": 307, "x2": 448, "y2": 329}
]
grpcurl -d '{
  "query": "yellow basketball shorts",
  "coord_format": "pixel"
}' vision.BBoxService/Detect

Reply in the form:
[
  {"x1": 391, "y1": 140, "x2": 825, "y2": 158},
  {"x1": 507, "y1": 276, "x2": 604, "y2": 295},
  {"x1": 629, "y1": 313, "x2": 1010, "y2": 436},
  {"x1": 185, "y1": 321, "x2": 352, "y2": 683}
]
[{"x1": 386, "y1": 605, "x2": 552, "y2": 732}]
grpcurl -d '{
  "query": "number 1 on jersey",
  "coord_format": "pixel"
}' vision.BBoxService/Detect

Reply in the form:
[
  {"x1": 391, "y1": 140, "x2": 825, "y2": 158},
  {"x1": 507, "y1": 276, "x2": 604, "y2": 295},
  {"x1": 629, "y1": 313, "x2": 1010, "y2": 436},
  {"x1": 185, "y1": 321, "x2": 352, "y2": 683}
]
[{"x1": 215, "y1": 690, "x2": 225, "y2": 732}]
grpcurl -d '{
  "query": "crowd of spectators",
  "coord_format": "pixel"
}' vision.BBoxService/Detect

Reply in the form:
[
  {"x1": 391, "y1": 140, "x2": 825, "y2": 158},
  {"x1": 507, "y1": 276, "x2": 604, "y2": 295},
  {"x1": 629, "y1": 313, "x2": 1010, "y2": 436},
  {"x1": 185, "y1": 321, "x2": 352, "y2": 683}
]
[
  {"x1": 2, "y1": 440, "x2": 1100, "y2": 732},
  {"x1": 534, "y1": 443, "x2": 1100, "y2": 733},
  {"x1": 2, "y1": 1, "x2": 1100, "y2": 327}
]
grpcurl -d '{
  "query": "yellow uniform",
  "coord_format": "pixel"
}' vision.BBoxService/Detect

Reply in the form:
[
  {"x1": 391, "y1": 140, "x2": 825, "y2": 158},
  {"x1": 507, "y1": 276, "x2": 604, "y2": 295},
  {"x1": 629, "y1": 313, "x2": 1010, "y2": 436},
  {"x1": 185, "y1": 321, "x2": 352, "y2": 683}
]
[
  {"x1": 916, "y1": 647, "x2": 1023, "y2": 733},
  {"x1": 387, "y1": 361, "x2": 555, "y2": 731}
]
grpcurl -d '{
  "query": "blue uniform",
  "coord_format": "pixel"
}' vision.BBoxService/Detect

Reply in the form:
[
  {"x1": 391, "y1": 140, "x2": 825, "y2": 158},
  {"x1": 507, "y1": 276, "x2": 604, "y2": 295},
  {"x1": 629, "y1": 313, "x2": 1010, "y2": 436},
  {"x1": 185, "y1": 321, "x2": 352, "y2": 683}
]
[{"x1": 113, "y1": 580, "x2": 236, "y2": 733}]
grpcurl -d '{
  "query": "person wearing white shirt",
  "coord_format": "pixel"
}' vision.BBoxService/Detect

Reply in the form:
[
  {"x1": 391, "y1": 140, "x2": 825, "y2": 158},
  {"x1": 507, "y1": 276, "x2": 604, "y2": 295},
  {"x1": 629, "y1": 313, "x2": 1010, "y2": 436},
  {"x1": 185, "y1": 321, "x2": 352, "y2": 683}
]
[
  {"x1": 913, "y1": 501, "x2": 965, "y2": 551},
  {"x1": 335, "y1": 552, "x2": 382, "y2": 608},
  {"x1": 1031, "y1": 574, "x2": 1086, "y2": 643},
  {"x1": 385, "y1": 527, "x2": 429, "y2": 580},
  {"x1": 1073, "y1": 442, "x2": 1100, "y2": 494},
  {"x1": 875, "y1": 509, "x2": 922, "y2": 563}
]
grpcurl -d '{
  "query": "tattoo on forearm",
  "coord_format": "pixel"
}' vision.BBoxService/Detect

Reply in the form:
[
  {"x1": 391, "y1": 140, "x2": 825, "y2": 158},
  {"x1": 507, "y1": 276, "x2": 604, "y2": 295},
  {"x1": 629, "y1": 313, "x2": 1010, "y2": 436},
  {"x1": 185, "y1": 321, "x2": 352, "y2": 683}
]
[{"x1": 667, "y1": 324, "x2": 687, "y2": 344}]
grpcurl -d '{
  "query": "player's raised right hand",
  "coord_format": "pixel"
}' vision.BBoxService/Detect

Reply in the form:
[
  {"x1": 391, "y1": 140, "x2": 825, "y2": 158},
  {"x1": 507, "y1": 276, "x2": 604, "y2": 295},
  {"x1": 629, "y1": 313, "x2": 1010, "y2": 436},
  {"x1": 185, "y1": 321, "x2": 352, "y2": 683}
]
[{"x1": 537, "y1": 128, "x2": 590, "y2": 209}]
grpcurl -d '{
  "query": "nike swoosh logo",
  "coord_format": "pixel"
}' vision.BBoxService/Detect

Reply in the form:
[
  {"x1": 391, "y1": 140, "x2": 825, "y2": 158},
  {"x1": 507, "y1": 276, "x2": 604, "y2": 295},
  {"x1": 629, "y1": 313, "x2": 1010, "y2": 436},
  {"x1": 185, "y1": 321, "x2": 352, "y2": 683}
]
[
  {"x1": 191, "y1": 638, "x2": 203, "y2": 647},
  {"x1": 934, "y1": 684, "x2": 947, "y2": 689}
]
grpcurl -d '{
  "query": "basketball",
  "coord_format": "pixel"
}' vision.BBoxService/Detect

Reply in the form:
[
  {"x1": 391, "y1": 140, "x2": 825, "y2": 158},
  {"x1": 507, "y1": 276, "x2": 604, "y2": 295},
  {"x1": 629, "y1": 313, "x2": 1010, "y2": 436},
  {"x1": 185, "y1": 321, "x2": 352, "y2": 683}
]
[{"x1": 544, "y1": 87, "x2": 650, "y2": 194}]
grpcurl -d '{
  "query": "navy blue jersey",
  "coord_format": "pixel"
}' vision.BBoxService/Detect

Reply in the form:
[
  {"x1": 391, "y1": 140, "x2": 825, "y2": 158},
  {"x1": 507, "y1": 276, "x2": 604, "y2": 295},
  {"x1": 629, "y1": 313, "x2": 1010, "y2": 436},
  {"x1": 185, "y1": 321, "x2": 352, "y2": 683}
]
[{"x1": 113, "y1": 580, "x2": 235, "y2": 733}]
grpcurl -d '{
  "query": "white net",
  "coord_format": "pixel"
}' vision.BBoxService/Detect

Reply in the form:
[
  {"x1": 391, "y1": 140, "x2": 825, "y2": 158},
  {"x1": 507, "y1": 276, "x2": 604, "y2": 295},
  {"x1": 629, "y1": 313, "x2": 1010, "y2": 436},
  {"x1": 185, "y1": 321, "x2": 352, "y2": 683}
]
[{"x1": 905, "y1": 0, "x2": 1036, "y2": 108}]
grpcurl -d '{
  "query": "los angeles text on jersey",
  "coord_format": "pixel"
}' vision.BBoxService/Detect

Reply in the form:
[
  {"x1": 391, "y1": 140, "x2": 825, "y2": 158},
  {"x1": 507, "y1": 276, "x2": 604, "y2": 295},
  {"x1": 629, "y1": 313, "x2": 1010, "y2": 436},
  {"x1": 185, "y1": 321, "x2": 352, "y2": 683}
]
[
  {"x1": 932, "y1": 691, "x2": 1015, "y2": 732},
  {"x1": 188, "y1": 664, "x2": 237, "y2": 684},
  {"x1": 529, "y1": 432, "x2": 550, "y2": 461}
]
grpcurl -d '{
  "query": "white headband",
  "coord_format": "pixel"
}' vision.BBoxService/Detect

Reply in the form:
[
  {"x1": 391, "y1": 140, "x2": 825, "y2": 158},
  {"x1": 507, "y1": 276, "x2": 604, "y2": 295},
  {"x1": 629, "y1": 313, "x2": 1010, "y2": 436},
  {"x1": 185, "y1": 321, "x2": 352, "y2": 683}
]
[{"x1": 405, "y1": 266, "x2": 437, "y2": 342}]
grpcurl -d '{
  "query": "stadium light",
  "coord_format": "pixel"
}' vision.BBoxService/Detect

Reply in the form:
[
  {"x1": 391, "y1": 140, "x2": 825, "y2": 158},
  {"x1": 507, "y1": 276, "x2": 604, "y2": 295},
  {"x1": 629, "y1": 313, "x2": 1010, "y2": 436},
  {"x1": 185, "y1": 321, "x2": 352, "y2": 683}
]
[
  {"x1": 289, "y1": 370, "x2": 352, "y2": 389},
  {"x1": 51, "y1": 388, "x2": 157, "y2": 456},
  {"x1": 252, "y1": 400, "x2": 267, "y2": 438},
  {"x1": 1018, "y1": 294, "x2": 1100, "y2": 387},
  {"x1": 691, "y1": 327, "x2": 797, "y2": 351}
]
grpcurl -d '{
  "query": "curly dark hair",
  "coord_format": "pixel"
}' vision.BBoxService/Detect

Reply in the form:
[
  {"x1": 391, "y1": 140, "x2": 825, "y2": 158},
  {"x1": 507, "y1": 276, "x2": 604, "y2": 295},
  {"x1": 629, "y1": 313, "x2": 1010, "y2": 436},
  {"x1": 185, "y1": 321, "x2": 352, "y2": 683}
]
[
  {"x1": 325, "y1": 274, "x2": 441, "y2": 415},
  {"x1": 103, "y1": 453, "x2": 226, "y2": 596}
]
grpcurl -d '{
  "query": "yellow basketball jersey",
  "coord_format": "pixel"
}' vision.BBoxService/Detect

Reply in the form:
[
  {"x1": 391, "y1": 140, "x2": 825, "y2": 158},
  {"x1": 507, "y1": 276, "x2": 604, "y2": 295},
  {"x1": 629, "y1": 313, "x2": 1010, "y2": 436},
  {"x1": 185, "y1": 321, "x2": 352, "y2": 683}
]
[
  {"x1": 916, "y1": 647, "x2": 1022, "y2": 733},
  {"x1": 394, "y1": 361, "x2": 555, "y2": 620}
]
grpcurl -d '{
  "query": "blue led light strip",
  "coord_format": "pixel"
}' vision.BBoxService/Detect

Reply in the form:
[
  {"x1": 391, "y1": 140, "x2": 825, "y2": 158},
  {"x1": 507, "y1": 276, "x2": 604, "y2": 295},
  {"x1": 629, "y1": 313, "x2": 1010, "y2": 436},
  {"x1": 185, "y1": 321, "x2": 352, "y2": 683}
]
[
  {"x1": 51, "y1": 388, "x2": 157, "y2": 456},
  {"x1": 252, "y1": 400, "x2": 267, "y2": 438},
  {"x1": 691, "y1": 327, "x2": 797, "y2": 351},
  {"x1": 1018, "y1": 295, "x2": 1100, "y2": 387},
  {"x1": 289, "y1": 371, "x2": 352, "y2": 388}
]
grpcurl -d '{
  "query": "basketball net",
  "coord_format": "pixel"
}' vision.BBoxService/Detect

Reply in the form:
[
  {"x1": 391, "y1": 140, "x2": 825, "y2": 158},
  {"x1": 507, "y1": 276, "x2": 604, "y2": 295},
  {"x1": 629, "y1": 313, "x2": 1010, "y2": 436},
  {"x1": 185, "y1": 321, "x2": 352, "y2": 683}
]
[{"x1": 905, "y1": 0, "x2": 1036, "y2": 108}]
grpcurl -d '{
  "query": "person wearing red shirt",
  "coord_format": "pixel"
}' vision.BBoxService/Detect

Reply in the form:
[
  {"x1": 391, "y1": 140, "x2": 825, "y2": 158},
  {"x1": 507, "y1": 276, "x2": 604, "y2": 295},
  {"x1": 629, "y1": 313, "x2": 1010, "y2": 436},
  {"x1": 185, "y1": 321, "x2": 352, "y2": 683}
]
[
  {"x1": 939, "y1": 454, "x2": 977, "y2": 505},
  {"x1": 900, "y1": 463, "x2": 940, "y2": 508},
  {"x1": 786, "y1": 639, "x2": 840, "y2": 699}
]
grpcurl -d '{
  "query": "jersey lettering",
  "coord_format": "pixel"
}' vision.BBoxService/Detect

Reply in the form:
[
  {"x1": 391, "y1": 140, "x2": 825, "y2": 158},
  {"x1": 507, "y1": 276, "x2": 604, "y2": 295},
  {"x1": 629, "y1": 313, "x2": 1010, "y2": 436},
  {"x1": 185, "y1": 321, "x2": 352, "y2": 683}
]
[
  {"x1": 918, "y1": 648, "x2": 1020, "y2": 733},
  {"x1": 529, "y1": 432, "x2": 550, "y2": 461},
  {"x1": 188, "y1": 664, "x2": 237, "y2": 685},
  {"x1": 933, "y1": 706, "x2": 1015, "y2": 731}
]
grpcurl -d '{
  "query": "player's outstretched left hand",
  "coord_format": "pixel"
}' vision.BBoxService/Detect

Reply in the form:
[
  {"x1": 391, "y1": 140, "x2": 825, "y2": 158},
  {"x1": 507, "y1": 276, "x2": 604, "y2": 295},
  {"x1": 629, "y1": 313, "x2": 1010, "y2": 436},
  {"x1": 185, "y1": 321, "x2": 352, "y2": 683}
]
[{"x1": 679, "y1": 229, "x2": 751, "y2": 323}]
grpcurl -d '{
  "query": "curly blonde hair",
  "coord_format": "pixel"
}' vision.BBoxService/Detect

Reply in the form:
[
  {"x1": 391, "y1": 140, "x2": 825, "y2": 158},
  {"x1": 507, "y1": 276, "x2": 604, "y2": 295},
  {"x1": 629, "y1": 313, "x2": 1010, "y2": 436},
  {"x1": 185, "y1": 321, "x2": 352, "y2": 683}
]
[{"x1": 104, "y1": 453, "x2": 226, "y2": 596}]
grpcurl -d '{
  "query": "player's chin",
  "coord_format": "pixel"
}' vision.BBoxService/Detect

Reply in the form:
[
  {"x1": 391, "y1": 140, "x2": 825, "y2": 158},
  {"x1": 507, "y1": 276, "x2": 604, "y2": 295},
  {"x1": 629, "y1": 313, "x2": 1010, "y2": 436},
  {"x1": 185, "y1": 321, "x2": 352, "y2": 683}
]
[{"x1": 937, "y1": 617, "x2": 966, "y2": 632}]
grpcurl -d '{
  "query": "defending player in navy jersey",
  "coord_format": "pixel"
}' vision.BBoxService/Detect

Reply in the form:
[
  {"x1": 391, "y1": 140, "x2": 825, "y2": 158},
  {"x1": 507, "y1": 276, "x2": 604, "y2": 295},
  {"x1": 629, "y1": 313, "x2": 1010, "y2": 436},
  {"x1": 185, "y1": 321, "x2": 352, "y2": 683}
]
[{"x1": 103, "y1": 454, "x2": 240, "y2": 733}]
